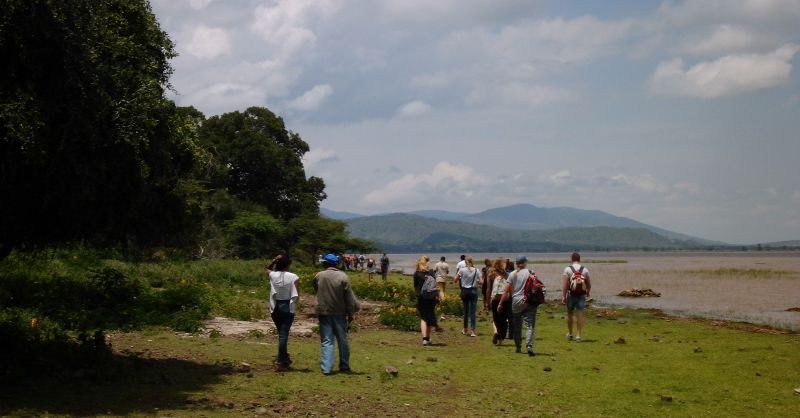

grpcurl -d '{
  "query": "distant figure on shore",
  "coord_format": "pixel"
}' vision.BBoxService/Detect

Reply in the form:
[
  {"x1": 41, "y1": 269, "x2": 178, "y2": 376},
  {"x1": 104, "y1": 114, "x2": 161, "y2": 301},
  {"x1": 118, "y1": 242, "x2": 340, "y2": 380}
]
[
  {"x1": 366, "y1": 257, "x2": 376, "y2": 281},
  {"x1": 455, "y1": 254, "x2": 467, "y2": 272},
  {"x1": 313, "y1": 253, "x2": 360, "y2": 375},
  {"x1": 433, "y1": 256, "x2": 450, "y2": 301},
  {"x1": 380, "y1": 253, "x2": 390, "y2": 280},
  {"x1": 562, "y1": 252, "x2": 591, "y2": 343},
  {"x1": 266, "y1": 254, "x2": 299, "y2": 371}
]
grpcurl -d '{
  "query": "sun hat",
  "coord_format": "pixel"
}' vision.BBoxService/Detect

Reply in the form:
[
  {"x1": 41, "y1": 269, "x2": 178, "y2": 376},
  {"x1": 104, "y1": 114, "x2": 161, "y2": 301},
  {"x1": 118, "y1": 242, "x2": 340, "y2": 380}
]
[
  {"x1": 322, "y1": 253, "x2": 339, "y2": 265},
  {"x1": 516, "y1": 255, "x2": 528, "y2": 264}
]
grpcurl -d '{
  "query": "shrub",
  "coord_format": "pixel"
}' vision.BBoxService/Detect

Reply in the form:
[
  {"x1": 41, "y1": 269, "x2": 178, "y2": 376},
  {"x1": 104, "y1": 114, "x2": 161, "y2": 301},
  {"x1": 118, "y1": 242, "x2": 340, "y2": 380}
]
[{"x1": 379, "y1": 305, "x2": 419, "y2": 332}]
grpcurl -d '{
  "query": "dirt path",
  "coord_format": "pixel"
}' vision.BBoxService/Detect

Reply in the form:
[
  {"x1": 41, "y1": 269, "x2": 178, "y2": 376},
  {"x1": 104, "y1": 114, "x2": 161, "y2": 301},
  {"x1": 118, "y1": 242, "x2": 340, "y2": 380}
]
[{"x1": 202, "y1": 294, "x2": 387, "y2": 337}]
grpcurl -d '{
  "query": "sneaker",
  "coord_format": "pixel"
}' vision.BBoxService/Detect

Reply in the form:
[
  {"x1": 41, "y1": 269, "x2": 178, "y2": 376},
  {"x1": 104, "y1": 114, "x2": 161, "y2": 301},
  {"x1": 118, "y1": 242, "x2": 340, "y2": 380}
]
[
  {"x1": 492, "y1": 333, "x2": 498, "y2": 345},
  {"x1": 461, "y1": 329, "x2": 467, "y2": 335},
  {"x1": 515, "y1": 347, "x2": 522, "y2": 353},
  {"x1": 470, "y1": 331, "x2": 477, "y2": 337},
  {"x1": 566, "y1": 333, "x2": 573, "y2": 341},
  {"x1": 575, "y1": 336, "x2": 582, "y2": 343},
  {"x1": 422, "y1": 339, "x2": 430, "y2": 346},
  {"x1": 527, "y1": 346, "x2": 535, "y2": 357}
]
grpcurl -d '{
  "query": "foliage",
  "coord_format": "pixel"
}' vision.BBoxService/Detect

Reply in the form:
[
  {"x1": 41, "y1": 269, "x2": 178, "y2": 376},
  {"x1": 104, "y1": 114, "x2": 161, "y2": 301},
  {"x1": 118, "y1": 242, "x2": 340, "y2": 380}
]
[
  {"x1": 350, "y1": 279, "x2": 416, "y2": 305},
  {"x1": 0, "y1": 0, "x2": 201, "y2": 257},
  {"x1": 378, "y1": 305, "x2": 419, "y2": 331},
  {"x1": 196, "y1": 107, "x2": 326, "y2": 220}
]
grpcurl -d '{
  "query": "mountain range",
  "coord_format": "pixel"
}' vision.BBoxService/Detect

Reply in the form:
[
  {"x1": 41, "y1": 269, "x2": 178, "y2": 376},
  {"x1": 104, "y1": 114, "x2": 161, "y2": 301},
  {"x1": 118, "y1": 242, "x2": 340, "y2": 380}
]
[{"x1": 321, "y1": 204, "x2": 731, "y2": 252}]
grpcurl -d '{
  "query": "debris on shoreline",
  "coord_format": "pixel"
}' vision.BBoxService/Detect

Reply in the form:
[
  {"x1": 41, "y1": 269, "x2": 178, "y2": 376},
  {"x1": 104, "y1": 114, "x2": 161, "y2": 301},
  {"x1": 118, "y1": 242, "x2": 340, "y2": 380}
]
[
  {"x1": 786, "y1": 307, "x2": 800, "y2": 312},
  {"x1": 618, "y1": 288, "x2": 661, "y2": 298}
]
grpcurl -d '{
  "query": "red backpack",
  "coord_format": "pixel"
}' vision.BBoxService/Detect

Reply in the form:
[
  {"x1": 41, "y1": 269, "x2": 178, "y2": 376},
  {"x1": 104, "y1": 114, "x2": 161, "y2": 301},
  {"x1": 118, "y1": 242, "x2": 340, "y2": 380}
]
[
  {"x1": 523, "y1": 272, "x2": 546, "y2": 305},
  {"x1": 568, "y1": 265, "x2": 587, "y2": 296}
]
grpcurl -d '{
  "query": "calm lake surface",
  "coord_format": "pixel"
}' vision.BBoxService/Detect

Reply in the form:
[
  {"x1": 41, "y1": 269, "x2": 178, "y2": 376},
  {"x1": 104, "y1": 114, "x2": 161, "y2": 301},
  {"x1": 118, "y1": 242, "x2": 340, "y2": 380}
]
[{"x1": 370, "y1": 252, "x2": 800, "y2": 331}]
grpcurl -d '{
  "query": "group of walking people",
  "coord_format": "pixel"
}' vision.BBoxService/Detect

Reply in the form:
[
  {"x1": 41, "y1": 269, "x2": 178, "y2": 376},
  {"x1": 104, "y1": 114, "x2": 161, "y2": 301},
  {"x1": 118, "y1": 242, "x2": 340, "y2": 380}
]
[
  {"x1": 415, "y1": 252, "x2": 592, "y2": 355},
  {"x1": 264, "y1": 250, "x2": 591, "y2": 374}
]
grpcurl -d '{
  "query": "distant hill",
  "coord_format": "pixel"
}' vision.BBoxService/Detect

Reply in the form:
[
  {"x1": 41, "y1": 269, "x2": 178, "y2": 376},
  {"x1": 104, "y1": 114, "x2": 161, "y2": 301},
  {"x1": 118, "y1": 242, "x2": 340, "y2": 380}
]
[
  {"x1": 345, "y1": 213, "x2": 703, "y2": 252},
  {"x1": 760, "y1": 240, "x2": 800, "y2": 248},
  {"x1": 320, "y1": 208, "x2": 364, "y2": 220}
]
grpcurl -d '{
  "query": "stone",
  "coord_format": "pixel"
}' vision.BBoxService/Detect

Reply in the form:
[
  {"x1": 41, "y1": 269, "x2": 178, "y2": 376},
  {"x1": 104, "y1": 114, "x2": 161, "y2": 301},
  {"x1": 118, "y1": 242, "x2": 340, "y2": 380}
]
[
  {"x1": 543, "y1": 367, "x2": 552, "y2": 372},
  {"x1": 385, "y1": 366, "x2": 399, "y2": 377},
  {"x1": 694, "y1": 347, "x2": 703, "y2": 353},
  {"x1": 660, "y1": 395, "x2": 673, "y2": 402},
  {"x1": 794, "y1": 388, "x2": 800, "y2": 395},
  {"x1": 614, "y1": 337, "x2": 626, "y2": 344},
  {"x1": 632, "y1": 388, "x2": 641, "y2": 394},
  {"x1": 255, "y1": 407, "x2": 268, "y2": 415},
  {"x1": 617, "y1": 288, "x2": 661, "y2": 298},
  {"x1": 426, "y1": 357, "x2": 438, "y2": 362}
]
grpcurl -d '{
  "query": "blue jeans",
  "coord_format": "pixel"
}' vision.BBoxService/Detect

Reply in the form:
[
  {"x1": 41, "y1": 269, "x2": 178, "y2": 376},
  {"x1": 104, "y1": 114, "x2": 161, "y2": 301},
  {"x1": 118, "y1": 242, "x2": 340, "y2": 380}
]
[
  {"x1": 511, "y1": 305, "x2": 538, "y2": 350},
  {"x1": 567, "y1": 294, "x2": 587, "y2": 311},
  {"x1": 271, "y1": 300, "x2": 294, "y2": 364},
  {"x1": 460, "y1": 287, "x2": 478, "y2": 331},
  {"x1": 318, "y1": 315, "x2": 350, "y2": 374}
]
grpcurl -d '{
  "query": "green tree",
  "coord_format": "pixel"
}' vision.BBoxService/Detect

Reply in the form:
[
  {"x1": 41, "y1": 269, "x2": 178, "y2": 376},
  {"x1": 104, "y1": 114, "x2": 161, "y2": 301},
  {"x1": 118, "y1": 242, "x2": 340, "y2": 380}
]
[
  {"x1": 0, "y1": 0, "x2": 198, "y2": 257},
  {"x1": 198, "y1": 107, "x2": 326, "y2": 220}
]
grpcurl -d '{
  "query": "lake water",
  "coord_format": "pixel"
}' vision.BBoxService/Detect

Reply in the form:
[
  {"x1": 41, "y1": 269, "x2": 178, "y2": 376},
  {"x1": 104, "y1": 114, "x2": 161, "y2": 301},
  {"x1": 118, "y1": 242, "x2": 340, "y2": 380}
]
[{"x1": 368, "y1": 251, "x2": 800, "y2": 331}]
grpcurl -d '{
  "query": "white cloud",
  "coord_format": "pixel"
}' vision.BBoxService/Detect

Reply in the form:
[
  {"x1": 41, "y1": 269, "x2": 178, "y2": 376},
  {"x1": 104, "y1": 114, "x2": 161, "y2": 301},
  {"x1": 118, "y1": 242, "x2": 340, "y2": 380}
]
[
  {"x1": 251, "y1": 0, "x2": 339, "y2": 57},
  {"x1": 467, "y1": 82, "x2": 575, "y2": 107},
  {"x1": 188, "y1": 0, "x2": 213, "y2": 10},
  {"x1": 682, "y1": 25, "x2": 762, "y2": 55},
  {"x1": 538, "y1": 170, "x2": 573, "y2": 186},
  {"x1": 304, "y1": 148, "x2": 339, "y2": 167},
  {"x1": 185, "y1": 25, "x2": 231, "y2": 60},
  {"x1": 287, "y1": 84, "x2": 334, "y2": 111},
  {"x1": 648, "y1": 44, "x2": 800, "y2": 98},
  {"x1": 397, "y1": 100, "x2": 432, "y2": 117},
  {"x1": 364, "y1": 162, "x2": 487, "y2": 206},
  {"x1": 658, "y1": 0, "x2": 800, "y2": 26}
]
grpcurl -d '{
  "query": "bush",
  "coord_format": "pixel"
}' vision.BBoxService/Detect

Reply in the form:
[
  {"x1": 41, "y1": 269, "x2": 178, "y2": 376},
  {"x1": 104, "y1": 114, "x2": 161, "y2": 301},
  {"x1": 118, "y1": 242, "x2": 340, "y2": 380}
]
[
  {"x1": 379, "y1": 305, "x2": 419, "y2": 332},
  {"x1": 351, "y1": 279, "x2": 416, "y2": 304}
]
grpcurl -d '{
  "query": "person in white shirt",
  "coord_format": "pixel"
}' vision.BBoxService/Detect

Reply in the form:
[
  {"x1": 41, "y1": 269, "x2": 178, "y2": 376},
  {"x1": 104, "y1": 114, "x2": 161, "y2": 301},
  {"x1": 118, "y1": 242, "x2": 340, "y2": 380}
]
[
  {"x1": 266, "y1": 255, "x2": 300, "y2": 371},
  {"x1": 562, "y1": 252, "x2": 591, "y2": 342},
  {"x1": 433, "y1": 256, "x2": 450, "y2": 300}
]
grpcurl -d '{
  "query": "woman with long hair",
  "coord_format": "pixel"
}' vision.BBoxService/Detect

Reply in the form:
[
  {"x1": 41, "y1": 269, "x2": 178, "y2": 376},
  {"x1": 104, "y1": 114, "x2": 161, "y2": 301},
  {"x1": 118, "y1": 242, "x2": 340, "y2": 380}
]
[
  {"x1": 489, "y1": 258, "x2": 511, "y2": 345},
  {"x1": 455, "y1": 257, "x2": 482, "y2": 337},
  {"x1": 266, "y1": 254, "x2": 300, "y2": 371},
  {"x1": 413, "y1": 256, "x2": 438, "y2": 345}
]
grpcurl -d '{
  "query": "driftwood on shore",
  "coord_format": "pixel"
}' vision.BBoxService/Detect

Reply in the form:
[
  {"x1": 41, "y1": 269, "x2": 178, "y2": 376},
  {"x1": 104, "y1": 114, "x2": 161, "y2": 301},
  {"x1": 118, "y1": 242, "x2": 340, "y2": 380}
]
[{"x1": 618, "y1": 288, "x2": 661, "y2": 297}]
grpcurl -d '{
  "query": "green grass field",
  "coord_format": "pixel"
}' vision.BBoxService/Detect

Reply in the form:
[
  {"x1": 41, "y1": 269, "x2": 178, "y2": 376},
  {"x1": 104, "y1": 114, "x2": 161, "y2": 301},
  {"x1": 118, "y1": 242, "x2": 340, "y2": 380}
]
[
  {"x1": 2, "y1": 302, "x2": 798, "y2": 417},
  {"x1": 2, "y1": 256, "x2": 799, "y2": 417}
]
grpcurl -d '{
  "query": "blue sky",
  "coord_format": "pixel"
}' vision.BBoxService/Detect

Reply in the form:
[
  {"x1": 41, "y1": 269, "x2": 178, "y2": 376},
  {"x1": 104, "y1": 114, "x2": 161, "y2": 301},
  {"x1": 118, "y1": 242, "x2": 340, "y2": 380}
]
[{"x1": 151, "y1": 0, "x2": 800, "y2": 244}]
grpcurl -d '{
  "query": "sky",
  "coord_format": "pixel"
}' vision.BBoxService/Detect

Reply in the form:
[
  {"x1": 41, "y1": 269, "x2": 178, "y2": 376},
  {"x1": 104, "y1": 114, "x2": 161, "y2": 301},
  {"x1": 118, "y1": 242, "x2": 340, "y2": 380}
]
[{"x1": 150, "y1": 0, "x2": 800, "y2": 244}]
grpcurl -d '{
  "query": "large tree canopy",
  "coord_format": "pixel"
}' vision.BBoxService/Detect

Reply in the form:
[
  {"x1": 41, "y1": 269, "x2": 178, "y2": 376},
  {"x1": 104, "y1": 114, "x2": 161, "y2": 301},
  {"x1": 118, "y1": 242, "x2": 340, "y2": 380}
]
[
  {"x1": 0, "y1": 0, "x2": 198, "y2": 256},
  {"x1": 198, "y1": 107, "x2": 327, "y2": 220}
]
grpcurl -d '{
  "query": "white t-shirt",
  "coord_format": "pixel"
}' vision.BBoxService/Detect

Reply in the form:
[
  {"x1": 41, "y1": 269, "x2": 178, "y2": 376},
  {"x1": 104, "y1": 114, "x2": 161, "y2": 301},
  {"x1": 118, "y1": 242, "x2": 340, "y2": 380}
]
[
  {"x1": 455, "y1": 260, "x2": 466, "y2": 271},
  {"x1": 269, "y1": 271, "x2": 299, "y2": 313},
  {"x1": 507, "y1": 268, "x2": 532, "y2": 313},
  {"x1": 457, "y1": 267, "x2": 481, "y2": 288}
]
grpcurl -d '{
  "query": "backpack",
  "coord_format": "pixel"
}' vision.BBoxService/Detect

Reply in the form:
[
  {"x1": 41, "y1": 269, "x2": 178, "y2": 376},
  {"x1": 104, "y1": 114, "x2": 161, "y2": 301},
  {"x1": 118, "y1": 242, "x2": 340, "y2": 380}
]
[
  {"x1": 523, "y1": 271, "x2": 546, "y2": 305},
  {"x1": 568, "y1": 265, "x2": 587, "y2": 296},
  {"x1": 420, "y1": 273, "x2": 439, "y2": 299}
]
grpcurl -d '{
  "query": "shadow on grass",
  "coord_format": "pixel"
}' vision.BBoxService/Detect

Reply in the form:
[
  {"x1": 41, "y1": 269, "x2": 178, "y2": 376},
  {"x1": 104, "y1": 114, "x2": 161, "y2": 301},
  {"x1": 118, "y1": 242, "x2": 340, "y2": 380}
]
[{"x1": 0, "y1": 354, "x2": 235, "y2": 416}]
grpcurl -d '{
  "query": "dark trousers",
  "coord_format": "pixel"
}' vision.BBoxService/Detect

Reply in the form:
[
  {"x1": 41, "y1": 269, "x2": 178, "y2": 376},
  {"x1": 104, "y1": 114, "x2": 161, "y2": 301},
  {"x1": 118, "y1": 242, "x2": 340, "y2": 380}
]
[
  {"x1": 491, "y1": 296, "x2": 509, "y2": 340},
  {"x1": 271, "y1": 300, "x2": 294, "y2": 364}
]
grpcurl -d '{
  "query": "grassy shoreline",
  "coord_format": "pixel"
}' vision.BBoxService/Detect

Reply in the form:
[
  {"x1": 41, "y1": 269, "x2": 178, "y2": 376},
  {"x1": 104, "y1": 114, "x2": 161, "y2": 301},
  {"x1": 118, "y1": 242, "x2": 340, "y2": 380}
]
[{"x1": 2, "y1": 303, "x2": 799, "y2": 416}]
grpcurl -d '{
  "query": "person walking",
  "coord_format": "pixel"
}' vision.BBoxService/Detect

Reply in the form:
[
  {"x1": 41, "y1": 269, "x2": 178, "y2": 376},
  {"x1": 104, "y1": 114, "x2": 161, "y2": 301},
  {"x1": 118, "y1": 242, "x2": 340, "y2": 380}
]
[
  {"x1": 481, "y1": 258, "x2": 491, "y2": 310},
  {"x1": 313, "y1": 253, "x2": 361, "y2": 375},
  {"x1": 433, "y1": 256, "x2": 450, "y2": 301},
  {"x1": 455, "y1": 257, "x2": 482, "y2": 337},
  {"x1": 488, "y1": 258, "x2": 510, "y2": 345},
  {"x1": 380, "y1": 253, "x2": 390, "y2": 280},
  {"x1": 562, "y1": 252, "x2": 591, "y2": 342},
  {"x1": 413, "y1": 256, "x2": 438, "y2": 345},
  {"x1": 366, "y1": 257, "x2": 376, "y2": 281},
  {"x1": 266, "y1": 254, "x2": 299, "y2": 371},
  {"x1": 455, "y1": 254, "x2": 467, "y2": 272},
  {"x1": 499, "y1": 256, "x2": 538, "y2": 356}
]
